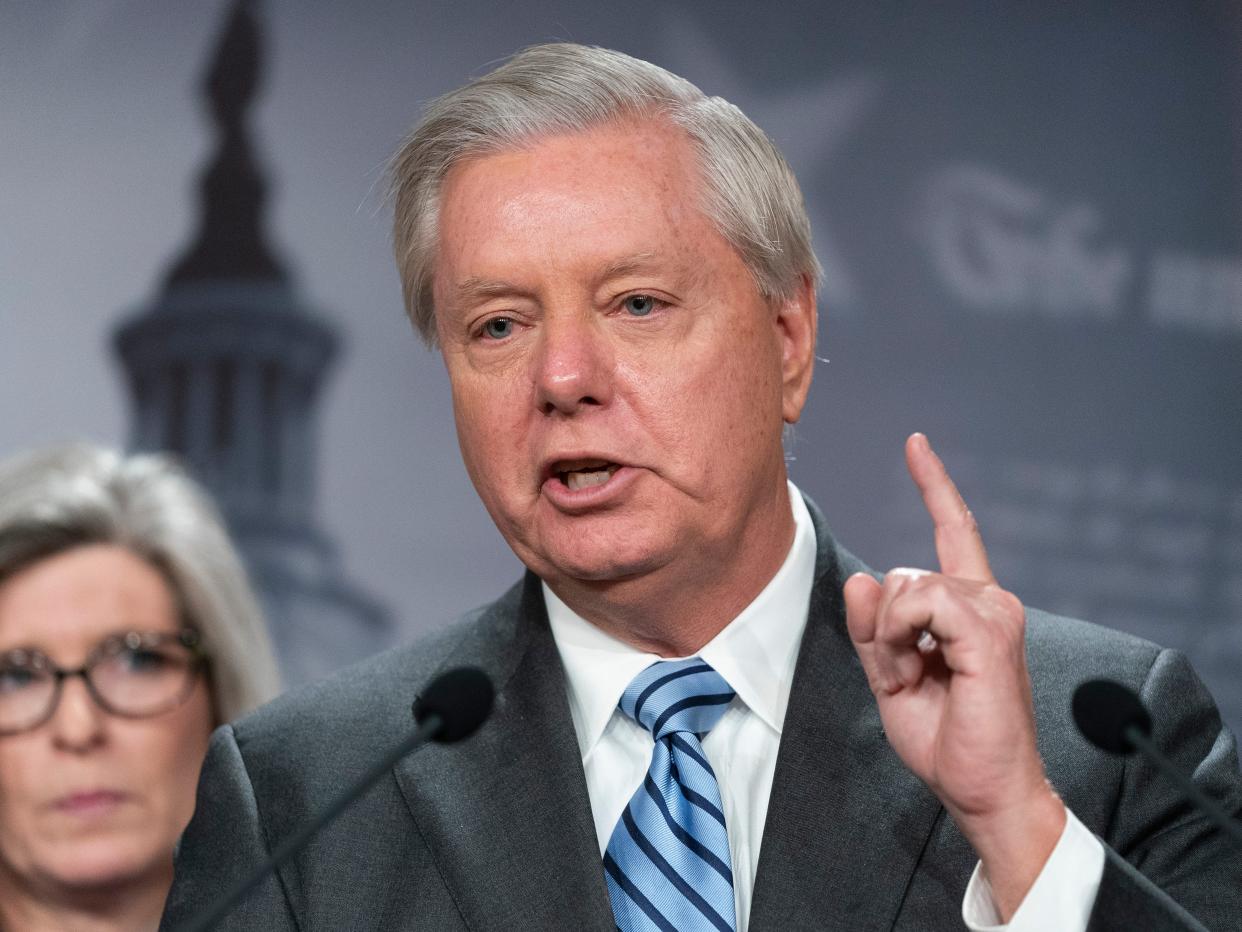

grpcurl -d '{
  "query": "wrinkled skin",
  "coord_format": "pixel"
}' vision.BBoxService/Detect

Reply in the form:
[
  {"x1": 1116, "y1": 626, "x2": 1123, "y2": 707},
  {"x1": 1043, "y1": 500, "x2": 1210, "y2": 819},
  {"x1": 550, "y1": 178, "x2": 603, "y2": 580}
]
[
  {"x1": 845, "y1": 435, "x2": 1064, "y2": 920},
  {"x1": 432, "y1": 118, "x2": 817, "y2": 654}
]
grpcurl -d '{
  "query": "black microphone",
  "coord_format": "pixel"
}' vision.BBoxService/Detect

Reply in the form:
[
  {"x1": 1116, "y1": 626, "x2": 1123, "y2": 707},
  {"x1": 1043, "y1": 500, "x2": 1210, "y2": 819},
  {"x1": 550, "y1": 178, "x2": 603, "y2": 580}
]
[
  {"x1": 182, "y1": 667, "x2": 494, "y2": 932},
  {"x1": 413, "y1": 666, "x2": 495, "y2": 741},
  {"x1": 1072, "y1": 678, "x2": 1242, "y2": 850}
]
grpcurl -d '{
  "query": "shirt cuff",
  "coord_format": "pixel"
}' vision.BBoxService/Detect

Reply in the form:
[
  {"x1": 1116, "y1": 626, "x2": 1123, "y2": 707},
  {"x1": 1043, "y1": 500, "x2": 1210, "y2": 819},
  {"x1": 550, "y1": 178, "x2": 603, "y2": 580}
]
[{"x1": 961, "y1": 806, "x2": 1105, "y2": 932}]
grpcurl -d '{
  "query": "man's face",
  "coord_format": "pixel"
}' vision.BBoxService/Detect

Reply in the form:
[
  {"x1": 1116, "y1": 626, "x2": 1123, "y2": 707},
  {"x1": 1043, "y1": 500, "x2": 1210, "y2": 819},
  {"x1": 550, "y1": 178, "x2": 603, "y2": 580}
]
[{"x1": 432, "y1": 119, "x2": 815, "y2": 594}]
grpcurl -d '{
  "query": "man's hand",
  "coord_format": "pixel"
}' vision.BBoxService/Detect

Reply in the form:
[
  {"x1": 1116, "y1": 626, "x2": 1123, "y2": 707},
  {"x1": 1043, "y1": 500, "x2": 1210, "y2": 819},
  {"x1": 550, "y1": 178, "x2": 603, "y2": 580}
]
[{"x1": 844, "y1": 433, "x2": 1065, "y2": 921}]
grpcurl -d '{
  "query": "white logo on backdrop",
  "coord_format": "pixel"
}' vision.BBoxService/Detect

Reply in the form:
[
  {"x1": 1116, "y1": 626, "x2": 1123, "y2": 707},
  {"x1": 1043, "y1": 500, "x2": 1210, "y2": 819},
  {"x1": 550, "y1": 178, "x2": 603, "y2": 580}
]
[
  {"x1": 627, "y1": 11, "x2": 1242, "y2": 338},
  {"x1": 920, "y1": 165, "x2": 1130, "y2": 319},
  {"x1": 920, "y1": 164, "x2": 1242, "y2": 335}
]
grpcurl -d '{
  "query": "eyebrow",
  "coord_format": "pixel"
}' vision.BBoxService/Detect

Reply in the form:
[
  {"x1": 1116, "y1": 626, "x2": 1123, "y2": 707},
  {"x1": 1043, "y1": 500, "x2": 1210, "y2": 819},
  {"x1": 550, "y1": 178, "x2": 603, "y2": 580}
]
[
  {"x1": 449, "y1": 277, "x2": 533, "y2": 307},
  {"x1": 447, "y1": 252, "x2": 673, "y2": 309},
  {"x1": 595, "y1": 252, "x2": 663, "y2": 284}
]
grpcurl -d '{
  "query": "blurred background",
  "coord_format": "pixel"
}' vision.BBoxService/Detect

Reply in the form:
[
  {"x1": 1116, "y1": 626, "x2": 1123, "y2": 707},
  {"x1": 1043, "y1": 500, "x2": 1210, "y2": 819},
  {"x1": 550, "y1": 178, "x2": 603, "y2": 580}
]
[{"x1": 2, "y1": 0, "x2": 1239, "y2": 736}]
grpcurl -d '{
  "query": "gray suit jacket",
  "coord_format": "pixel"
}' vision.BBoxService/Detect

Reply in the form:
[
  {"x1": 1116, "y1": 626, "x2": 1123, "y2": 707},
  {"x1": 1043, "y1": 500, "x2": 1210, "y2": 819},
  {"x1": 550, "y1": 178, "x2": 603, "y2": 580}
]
[{"x1": 163, "y1": 501, "x2": 1242, "y2": 930}]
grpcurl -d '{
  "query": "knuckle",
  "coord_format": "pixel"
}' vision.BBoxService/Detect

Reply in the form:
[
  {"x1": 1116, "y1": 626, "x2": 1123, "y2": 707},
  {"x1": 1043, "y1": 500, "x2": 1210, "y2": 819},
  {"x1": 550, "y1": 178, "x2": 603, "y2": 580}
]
[
  {"x1": 864, "y1": 666, "x2": 890, "y2": 696},
  {"x1": 872, "y1": 608, "x2": 904, "y2": 643},
  {"x1": 997, "y1": 587, "x2": 1025, "y2": 620},
  {"x1": 962, "y1": 507, "x2": 980, "y2": 533},
  {"x1": 931, "y1": 584, "x2": 967, "y2": 624},
  {"x1": 884, "y1": 567, "x2": 930, "y2": 589},
  {"x1": 880, "y1": 571, "x2": 903, "y2": 596},
  {"x1": 947, "y1": 506, "x2": 979, "y2": 536},
  {"x1": 931, "y1": 582, "x2": 956, "y2": 609},
  {"x1": 987, "y1": 587, "x2": 1026, "y2": 632}
]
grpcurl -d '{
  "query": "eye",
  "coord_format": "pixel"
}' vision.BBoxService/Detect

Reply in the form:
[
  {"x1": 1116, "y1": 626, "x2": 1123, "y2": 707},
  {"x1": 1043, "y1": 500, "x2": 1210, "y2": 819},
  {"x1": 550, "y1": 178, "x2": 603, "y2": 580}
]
[
  {"x1": 115, "y1": 647, "x2": 174, "y2": 675},
  {"x1": 622, "y1": 295, "x2": 658, "y2": 317},
  {"x1": 481, "y1": 317, "x2": 515, "y2": 340},
  {"x1": 0, "y1": 665, "x2": 42, "y2": 694}
]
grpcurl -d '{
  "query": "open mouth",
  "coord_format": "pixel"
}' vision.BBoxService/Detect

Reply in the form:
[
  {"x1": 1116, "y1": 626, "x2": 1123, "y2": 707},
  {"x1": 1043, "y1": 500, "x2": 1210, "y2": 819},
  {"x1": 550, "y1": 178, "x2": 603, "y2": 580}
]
[{"x1": 553, "y1": 459, "x2": 621, "y2": 491}]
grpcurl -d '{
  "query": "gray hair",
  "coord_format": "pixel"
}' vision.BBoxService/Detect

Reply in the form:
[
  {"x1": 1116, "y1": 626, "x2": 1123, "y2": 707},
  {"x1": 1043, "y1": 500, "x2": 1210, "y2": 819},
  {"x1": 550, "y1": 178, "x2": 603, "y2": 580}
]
[
  {"x1": 390, "y1": 42, "x2": 822, "y2": 345},
  {"x1": 0, "y1": 445, "x2": 280, "y2": 723}
]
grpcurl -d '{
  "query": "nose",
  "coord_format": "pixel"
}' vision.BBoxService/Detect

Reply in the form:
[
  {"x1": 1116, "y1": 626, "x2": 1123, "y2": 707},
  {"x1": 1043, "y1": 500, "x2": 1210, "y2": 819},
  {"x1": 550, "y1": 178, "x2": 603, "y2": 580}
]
[
  {"x1": 532, "y1": 311, "x2": 613, "y2": 416},
  {"x1": 49, "y1": 676, "x2": 107, "y2": 752}
]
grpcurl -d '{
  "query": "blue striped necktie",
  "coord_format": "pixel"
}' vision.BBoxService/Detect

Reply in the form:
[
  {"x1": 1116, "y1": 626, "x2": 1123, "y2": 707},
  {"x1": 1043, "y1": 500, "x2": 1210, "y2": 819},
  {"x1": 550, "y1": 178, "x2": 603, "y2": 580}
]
[{"x1": 603, "y1": 658, "x2": 738, "y2": 932}]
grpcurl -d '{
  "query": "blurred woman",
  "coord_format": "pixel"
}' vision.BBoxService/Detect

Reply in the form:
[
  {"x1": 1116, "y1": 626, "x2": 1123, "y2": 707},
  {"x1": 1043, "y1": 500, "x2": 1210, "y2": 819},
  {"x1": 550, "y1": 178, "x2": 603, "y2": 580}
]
[{"x1": 0, "y1": 445, "x2": 280, "y2": 931}]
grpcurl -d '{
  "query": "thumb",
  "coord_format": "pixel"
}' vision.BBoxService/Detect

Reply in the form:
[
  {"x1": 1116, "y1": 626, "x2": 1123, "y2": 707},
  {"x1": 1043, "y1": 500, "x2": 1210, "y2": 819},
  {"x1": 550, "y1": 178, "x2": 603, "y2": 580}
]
[
  {"x1": 845, "y1": 572, "x2": 891, "y2": 696},
  {"x1": 844, "y1": 572, "x2": 882, "y2": 647}
]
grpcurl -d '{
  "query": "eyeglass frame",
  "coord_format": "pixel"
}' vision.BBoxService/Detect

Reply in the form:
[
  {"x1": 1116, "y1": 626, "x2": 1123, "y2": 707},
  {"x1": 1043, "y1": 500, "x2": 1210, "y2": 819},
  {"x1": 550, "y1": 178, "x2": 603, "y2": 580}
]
[{"x1": 0, "y1": 628, "x2": 207, "y2": 736}]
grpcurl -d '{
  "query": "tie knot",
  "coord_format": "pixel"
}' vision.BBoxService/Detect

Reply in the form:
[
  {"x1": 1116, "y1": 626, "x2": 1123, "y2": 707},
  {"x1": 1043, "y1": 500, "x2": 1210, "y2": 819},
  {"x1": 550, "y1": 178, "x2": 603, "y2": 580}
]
[{"x1": 618, "y1": 658, "x2": 735, "y2": 740}]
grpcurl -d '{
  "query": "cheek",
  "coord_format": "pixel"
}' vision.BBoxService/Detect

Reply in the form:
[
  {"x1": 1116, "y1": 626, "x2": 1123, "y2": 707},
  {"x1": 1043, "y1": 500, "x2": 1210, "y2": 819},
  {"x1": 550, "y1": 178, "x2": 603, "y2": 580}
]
[
  {"x1": 454, "y1": 401, "x2": 515, "y2": 500},
  {"x1": 0, "y1": 772, "x2": 48, "y2": 882},
  {"x1": 626, "y1": 321, "x2": 782, "y2": 465},
  {"x1": 165, "y1": 691, "x2": 214, "y2": 785},
  {"x1": 451, "y1": 373, "x2": 536, "y2": 502},
  {"x1": 0, "y1": 738, "x2": 43, "y2": 838},
  {"x1": 118, "y1": 690, "x2": 214, "y2": 820},
  {"x1": 712, "y1": 319, "x2": 784, "y2": 426},
  {"x1": 452, "y1": 384, "x2": 499, "y2": 471}
]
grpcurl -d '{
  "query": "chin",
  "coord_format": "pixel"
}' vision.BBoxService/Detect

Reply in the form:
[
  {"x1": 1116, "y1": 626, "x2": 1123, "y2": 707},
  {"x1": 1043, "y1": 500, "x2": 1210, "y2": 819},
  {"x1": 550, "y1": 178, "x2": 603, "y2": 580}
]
[
  {"x1": 36, "y1": 835, "x2": 168, "y2": 892},
  {"x1": 537, "y1": 531, "x2": 674, "y2": 584},
  {"x1": 547, "y1": 556, "x2": 656, "y2": 583}
]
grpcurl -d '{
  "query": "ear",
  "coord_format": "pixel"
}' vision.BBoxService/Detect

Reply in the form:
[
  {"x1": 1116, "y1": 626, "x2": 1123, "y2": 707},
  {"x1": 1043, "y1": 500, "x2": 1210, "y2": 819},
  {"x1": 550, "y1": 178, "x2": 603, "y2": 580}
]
[{"x1": 775, "y1": 274, "x2": 818, "y2": 424}]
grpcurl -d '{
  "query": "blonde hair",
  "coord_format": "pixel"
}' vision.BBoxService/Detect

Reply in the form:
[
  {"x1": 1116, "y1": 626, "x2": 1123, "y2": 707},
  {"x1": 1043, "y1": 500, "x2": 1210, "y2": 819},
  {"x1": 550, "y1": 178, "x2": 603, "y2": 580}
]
[{"x1": 0, "y1": 445, "x2": 280, "y2": 722}]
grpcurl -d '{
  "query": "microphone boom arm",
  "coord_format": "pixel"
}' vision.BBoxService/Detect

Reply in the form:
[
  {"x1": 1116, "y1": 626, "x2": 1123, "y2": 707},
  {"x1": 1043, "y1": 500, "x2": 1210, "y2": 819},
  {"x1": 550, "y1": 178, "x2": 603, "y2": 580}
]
[
  {"x1": 181, "y1": 713, "x2": 444, "y2": 932},
  {"x1": 1123, "y1": 724, "x2": 1242, "y2": 850}
]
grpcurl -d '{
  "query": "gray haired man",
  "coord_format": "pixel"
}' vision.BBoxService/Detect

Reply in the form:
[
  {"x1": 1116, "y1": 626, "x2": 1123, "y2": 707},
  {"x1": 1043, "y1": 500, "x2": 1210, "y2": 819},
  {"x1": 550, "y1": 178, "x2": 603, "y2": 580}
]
[{"x1": 163, "y1": 44, "x2": 1241, "y2": 931}]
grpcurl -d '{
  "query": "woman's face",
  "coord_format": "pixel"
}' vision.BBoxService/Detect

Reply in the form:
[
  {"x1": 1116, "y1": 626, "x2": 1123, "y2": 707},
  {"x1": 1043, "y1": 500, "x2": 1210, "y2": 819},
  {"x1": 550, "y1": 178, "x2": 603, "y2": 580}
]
[{"x1": 0, "y1": 544, "x2": 213, "y2": 896}]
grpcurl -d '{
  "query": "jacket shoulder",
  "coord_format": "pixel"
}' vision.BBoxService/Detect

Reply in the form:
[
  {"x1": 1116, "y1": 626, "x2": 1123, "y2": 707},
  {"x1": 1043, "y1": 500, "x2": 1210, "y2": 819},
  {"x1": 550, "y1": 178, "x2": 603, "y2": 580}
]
[
  {"x1": 1025, "y1": 607, "x2": 1164, "y2": 690},
  {"x1": 227, "y1": 578, "x2": 529, "y2": 774},
  {"x1": 1023, "y1": 607, "x2": 1163, "y2": 771}
]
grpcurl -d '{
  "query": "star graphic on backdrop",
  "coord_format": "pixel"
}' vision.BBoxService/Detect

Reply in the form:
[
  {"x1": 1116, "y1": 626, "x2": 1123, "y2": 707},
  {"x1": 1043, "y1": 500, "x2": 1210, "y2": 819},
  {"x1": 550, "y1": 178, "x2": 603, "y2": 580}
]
[{"x1": 656, "y1": 9, "x2": 880, "y2": 313}]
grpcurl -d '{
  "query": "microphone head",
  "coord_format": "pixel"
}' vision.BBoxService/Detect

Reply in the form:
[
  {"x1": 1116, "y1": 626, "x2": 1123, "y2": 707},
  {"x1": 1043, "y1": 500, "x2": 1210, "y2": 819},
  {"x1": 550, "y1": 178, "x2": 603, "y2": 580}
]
[
  {"x1": 1072, "y1": 678, "x2": 1152, "y2": 755},
  {"x1": 412, "y1": 667, "x2": 494, "y2": 743}
]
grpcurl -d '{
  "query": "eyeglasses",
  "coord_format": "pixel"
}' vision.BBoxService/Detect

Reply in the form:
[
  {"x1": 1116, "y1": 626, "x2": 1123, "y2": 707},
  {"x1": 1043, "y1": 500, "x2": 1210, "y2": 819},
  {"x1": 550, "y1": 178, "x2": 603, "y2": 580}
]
[{"x1": 0, "y1": 629, "x2": 206, "y2": 736}]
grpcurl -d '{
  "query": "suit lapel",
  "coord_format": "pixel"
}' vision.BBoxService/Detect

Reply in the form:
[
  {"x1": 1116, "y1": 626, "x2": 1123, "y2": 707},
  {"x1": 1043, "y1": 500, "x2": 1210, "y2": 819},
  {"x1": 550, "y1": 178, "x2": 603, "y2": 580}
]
[
  {"x1": 749, "y1": 501, "x2": 943, "y2": 931},
  {"x1": 392, "y1": 574, "x2": 615, "y2": 931}
]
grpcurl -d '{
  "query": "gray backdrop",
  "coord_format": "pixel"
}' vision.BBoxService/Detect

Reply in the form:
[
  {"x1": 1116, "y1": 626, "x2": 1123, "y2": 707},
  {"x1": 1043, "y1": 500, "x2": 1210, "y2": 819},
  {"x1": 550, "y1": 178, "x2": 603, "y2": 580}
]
[{"x1": 3, "y1": 0, "x2": 1240, "y2": 736}]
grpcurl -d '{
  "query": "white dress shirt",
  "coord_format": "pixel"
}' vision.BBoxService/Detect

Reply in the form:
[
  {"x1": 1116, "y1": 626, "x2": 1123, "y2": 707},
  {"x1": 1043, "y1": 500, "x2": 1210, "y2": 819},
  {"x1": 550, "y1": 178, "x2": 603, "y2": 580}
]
[{"x1": 546, "y1": 482, "x2": 1103, "y2": 930}]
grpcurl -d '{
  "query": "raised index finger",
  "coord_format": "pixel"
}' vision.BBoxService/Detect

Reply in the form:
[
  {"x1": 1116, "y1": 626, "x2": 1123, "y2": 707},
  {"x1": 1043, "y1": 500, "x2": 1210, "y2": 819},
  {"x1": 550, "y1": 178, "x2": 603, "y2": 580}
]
[{"x1": 905, "y1": 432, "x2": 994, "y2": 582}]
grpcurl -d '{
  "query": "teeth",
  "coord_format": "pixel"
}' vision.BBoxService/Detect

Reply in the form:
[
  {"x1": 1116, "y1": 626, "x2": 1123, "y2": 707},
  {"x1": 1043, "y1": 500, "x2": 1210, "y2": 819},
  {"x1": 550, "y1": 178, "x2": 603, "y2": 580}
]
[{"x1": 564, "y1": 465, "x2": 617, "y2": 491}]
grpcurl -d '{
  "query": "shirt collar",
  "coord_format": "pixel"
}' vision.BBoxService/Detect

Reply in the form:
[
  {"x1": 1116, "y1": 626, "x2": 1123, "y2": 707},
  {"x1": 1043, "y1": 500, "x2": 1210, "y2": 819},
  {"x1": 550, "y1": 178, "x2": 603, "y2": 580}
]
[{"x1": 546, "y1": 482, "x2": 818, "y2": 759}]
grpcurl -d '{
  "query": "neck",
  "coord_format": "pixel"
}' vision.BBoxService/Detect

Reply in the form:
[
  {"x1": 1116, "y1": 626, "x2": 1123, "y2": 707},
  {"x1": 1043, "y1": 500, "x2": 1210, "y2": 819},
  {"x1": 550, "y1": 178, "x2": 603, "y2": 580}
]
[
  {"x1": 550, "y1": 480, "x2": 797, "y2": 656},
  {"x1": 0, "y1": 857, "x2": 171, "y2": 932}
]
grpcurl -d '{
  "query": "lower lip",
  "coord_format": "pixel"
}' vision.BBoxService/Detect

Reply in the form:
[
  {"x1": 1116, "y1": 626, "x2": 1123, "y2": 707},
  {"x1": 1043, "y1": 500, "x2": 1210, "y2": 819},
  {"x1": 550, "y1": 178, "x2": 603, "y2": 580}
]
[
  {"x1": 541, "y1": 465, "x2": 640, "y2": 512},
  {"x1": 53, "y1": 791, "x2": 129, "y2": 817}
]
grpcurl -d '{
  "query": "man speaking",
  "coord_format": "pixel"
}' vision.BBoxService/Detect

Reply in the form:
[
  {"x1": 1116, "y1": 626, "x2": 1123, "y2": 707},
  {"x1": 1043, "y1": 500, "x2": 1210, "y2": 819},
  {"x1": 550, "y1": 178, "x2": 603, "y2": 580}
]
[{"x1": 163, "y1": 44, "x2": 1242, "y2": 930}]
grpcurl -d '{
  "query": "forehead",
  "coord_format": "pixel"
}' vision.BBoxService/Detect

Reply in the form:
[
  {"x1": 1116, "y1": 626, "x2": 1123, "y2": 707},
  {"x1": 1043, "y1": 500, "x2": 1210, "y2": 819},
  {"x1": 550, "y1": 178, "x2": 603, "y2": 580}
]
[
  {"x1": 0, "y1": 545, "x2": 178, "y2": 654},
  {"x1": 434, "y1": 118, "x2": 717, "y2": 285}
]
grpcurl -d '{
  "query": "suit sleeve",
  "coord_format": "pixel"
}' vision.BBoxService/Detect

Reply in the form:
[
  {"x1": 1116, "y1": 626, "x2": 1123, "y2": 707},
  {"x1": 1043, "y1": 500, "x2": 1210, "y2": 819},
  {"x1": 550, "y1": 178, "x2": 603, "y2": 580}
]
[
  {"x1": 160, "y1": 723, "x2": 300, "y2": 931},
  {"x1": 1087, "y1": 649, "x2": 1242, "y2": 932}
]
